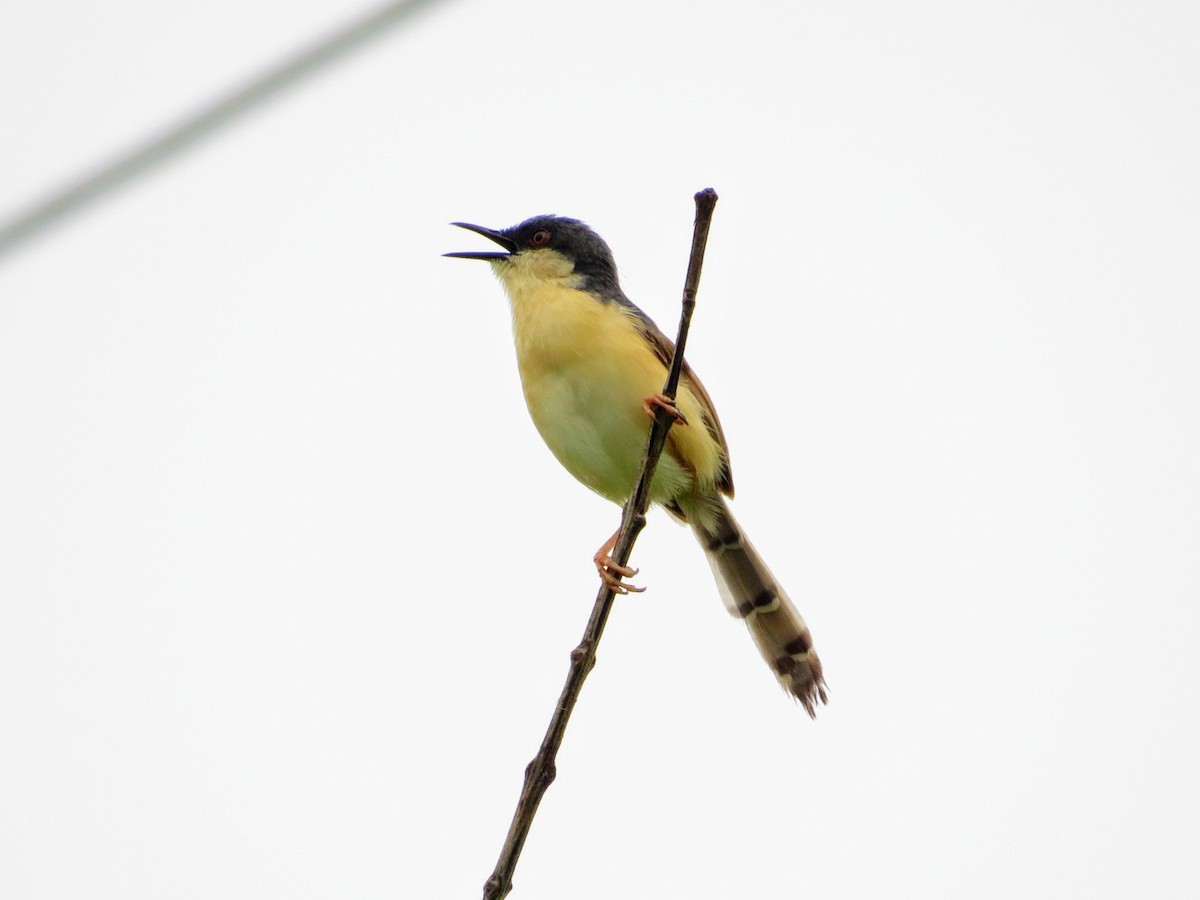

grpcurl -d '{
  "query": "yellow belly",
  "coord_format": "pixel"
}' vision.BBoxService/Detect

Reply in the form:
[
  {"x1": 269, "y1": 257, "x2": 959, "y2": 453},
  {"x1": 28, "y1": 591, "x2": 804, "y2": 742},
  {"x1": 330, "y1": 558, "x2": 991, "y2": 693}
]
[{"x1": 502, "y1": 276, "x2": 718, "y2": 507}]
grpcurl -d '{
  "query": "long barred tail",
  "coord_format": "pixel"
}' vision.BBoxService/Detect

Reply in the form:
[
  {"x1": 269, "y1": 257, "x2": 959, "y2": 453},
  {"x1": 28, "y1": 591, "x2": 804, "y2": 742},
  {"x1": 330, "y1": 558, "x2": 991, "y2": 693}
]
[{"x1": 692, "y1": 497, "x2": 827, "y2": 716}]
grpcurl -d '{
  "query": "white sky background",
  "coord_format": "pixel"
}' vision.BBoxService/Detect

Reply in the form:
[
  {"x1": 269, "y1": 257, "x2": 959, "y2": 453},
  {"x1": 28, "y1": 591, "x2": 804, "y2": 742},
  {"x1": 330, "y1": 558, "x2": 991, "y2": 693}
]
[{"x1": 2, "y1": 1, "x2": 1198, "y2": 897}]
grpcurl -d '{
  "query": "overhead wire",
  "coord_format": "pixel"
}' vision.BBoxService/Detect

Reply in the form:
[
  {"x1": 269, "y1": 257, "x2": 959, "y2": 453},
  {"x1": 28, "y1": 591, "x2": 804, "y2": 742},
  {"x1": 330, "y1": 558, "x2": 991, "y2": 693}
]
[{"x1": 0, "y1": 0, "x2": 454, "y2": 261}]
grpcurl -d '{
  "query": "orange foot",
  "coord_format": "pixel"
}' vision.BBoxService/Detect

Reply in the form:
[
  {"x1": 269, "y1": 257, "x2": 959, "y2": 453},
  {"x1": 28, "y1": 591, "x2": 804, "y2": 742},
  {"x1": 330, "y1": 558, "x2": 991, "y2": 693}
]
[
  {"x1": 642, "y1": 393, "x2": 688, "y2": 426},
  {"x1": 594, "y1": 528, "x2": 646, "y2": 594}
]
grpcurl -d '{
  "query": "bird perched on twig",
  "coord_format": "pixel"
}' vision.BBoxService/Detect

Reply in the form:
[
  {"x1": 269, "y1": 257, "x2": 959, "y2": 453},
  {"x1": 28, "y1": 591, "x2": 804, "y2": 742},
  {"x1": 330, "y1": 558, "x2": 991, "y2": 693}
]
[{"x1": 446, "y1": 216, "x2": 826, "y2": 715}]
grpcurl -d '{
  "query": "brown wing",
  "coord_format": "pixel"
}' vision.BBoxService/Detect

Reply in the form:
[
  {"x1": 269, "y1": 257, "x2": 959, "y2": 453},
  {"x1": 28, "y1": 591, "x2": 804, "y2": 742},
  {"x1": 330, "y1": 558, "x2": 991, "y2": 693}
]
[{"x1": 637, "y1": 319, "x2": 735, "y2": 498}]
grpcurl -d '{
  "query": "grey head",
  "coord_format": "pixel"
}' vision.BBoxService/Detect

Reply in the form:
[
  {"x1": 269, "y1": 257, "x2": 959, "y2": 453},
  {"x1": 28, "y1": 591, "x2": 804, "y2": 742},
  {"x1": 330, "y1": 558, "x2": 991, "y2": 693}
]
[{"x1": 446, "y1": 215, "x2": 627, "y2": 302}]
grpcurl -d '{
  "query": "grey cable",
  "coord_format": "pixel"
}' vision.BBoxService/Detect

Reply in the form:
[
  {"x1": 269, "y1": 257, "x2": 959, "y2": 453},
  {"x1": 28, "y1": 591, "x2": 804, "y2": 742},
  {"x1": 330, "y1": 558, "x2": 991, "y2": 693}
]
[{"x1": 0, "y1": 0, "x2": 453, "y2": 261}]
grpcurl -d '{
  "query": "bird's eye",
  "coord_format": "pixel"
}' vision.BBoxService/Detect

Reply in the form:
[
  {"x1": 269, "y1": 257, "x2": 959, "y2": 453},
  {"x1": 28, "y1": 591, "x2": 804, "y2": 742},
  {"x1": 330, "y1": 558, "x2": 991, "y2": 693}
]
[{"x1": 530, "y1": 229, "x2": 551, "y2": 247}]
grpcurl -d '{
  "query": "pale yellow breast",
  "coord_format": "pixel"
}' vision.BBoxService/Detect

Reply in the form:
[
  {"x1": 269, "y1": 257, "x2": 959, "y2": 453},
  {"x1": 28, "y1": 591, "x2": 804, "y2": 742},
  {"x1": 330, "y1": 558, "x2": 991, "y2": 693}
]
[{"x1": 493, "y1": 258, "x2": 724, "y2": 506}]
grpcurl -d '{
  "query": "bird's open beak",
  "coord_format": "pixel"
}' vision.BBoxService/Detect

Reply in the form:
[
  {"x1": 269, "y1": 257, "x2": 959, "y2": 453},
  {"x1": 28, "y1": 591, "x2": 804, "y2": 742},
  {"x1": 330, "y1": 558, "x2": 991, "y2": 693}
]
[{"x1": 443, "y1": 222, "x2": 517, "y2": 260}]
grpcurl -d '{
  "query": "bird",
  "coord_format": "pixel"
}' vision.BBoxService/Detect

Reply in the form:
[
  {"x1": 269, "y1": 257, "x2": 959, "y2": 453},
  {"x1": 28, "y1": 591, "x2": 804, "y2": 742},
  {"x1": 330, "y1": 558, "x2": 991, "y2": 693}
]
[{"x1": 445, "y1": 215, "x2": 826, "y2": 715}]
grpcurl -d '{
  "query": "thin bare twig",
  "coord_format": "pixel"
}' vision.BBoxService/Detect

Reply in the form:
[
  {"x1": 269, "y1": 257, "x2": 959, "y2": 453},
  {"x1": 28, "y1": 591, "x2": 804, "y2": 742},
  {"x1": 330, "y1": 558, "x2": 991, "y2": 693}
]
[{"x1": 482, "y1": 188, "x2": 719, "y2": 900}]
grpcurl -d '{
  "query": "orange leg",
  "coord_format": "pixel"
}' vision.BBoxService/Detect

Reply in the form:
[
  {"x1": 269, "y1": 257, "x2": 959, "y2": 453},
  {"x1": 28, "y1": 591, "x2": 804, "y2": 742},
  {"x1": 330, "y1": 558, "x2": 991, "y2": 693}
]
[
  {"x1": 593, "y1": 528, "x2": 645, "y2": 594},
  {"x1": 642, "y1": 393, "x2": 688, "y2": 426}
]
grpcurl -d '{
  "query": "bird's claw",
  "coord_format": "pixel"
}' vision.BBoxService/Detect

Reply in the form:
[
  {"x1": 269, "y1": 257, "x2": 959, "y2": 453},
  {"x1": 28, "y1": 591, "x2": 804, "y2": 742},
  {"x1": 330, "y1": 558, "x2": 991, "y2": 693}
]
[
  {"x1": 642, "y1": 393, "x2": 687, "y2": 426},
  {"x1": 594, "y1": 554, "x2": 646, "y2": 594}
]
